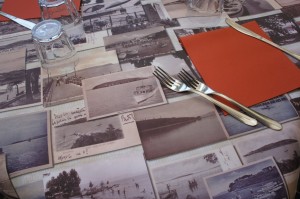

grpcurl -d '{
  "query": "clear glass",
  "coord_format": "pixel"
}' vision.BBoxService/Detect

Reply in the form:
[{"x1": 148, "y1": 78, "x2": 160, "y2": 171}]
[{"x1": 186, "y1": 0, "x2": 223, "y2": 15}]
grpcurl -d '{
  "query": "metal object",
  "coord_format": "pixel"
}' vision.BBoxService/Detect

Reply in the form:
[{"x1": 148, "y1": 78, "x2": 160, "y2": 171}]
[
  {"x1": 153, "y1": 67, "x2": 258, "y2": 127},
  {"x1": 179, "y1": 69, "x2": 282, "y2": 131},
  {"x1": 0, "y1": 11, "x2": 36, "y2": 29},
  {"x1": 225, "y1": 18, "x2": 300, "y2": 61}
]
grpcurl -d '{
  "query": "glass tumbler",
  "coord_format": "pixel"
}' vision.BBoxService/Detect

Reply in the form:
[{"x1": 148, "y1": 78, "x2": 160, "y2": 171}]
[{"x1": 32, "y1": 19, "x2": 78, "y2": 71}]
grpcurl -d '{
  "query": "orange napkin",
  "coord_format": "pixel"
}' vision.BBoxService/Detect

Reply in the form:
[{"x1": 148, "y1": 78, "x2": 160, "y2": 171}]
[
  {"x1": 180, "y1": 21, "x2": 300, "y2": 108},
  {"x1": 0, "y1": 0, "x2": 81, "y2": 21}
]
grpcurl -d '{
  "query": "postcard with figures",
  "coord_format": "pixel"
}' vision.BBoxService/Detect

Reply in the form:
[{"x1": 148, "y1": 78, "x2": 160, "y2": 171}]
[
  {"x1": 42, "y1": 48, "x2": 121, "y2": 107},
  {"x1": 82, "y1": 66, "x2": 167, "y2": 120},
  {"x1": 42, "y1": 147, "x2": 155, "y2": 199},
  {"x1": 51, "y1": 107, "x2": 141, "y2": 163},
  {"x1": 149, "y1": 145, "x2": 242, "y2": 199},
  {"x1": 205, "y1": 158, "x2": 289, "y2": 199},
  {"x1": 0, "y1": 111, "x2": 52, "y2": 177}
]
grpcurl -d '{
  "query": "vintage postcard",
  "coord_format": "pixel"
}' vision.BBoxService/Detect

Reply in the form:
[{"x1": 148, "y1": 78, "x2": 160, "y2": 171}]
[
  {"x1": 150, "y1": 145, "x2": 241, "y2": 199},
  {"x1": 51, "y1": 107, "x2": 141, "y2": 163},
  {"x1": 83, "y1": 66, "x2": 167, "y2": 120},
  {"x1": 15, "y1": 180, "x2": 45, "y2": 199},
  {"x1": 134, "y1": 96, "x2": 227, "y2": 159},
  {"x1": 205, "y1": 158, "x2": 289, "y2": 199},
  {"x1": 0, "y1": 49, "x2": 42, "y2": 112},
  {"x1": 275, "y1": 0, "x2": 300, "y2": 7},
  {"x1": 104, "y1": 26, "x2": 175, "y2": 63},
  {"x1": 220, "y1": 95, "x2": 299, "y2": 137},
  {"x1": 0, "y1": 111, "x2": 52, "y2": 177},
  {"x1": 42, "y1": 48, "x2": 121, "y2": 107},
  {"x1": 42, "y1": 147, "x2": 155, "y2": 199},
  {"x1": 0, "y1": 153, "x2": 19, "y2": 198}
]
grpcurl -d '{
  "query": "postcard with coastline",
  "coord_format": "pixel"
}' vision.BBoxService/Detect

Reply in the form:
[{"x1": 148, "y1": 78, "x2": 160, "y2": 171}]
[
  {"x1": 150, "y1": 145, "x2": 242, "y2": 199},
  {"x1": 0, "y1": 48, "x2": 42, "y2": 112},
  {"x1": 205, "y1": 158, "x2": 289, "y2": 199},
  {"x1": 134, "y1": 96, "x2": 227, "y2": 160},
  {"x1": 0, "y1": 111, "x2": 52, "y2": 177},
  {"x1": 43, "y1": 147, "x2": 155, "y2": 199},
  {"x1": 51, "y1": 107, "x2": 141, "y2": 163},
  {"x1": 42, "y1": 48, "x2": 121, "y2": 107},
  {"x1": 82, "y1": 66, "x2": 167, "y2": 120}
]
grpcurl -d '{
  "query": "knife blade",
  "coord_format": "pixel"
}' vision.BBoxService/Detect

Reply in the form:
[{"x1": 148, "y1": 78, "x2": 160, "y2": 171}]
[{"x1": 0, "y1": 11, "x2": 36, "y2": 30}]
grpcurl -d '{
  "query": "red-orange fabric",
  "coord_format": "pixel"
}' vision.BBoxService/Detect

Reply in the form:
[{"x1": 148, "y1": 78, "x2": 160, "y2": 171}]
[
  {"x1": 180, "y1": 21, "x2": 300, "y2": 107},
  {"x1": 0, "y1": 0, "x2": 81, "y2": 21}
]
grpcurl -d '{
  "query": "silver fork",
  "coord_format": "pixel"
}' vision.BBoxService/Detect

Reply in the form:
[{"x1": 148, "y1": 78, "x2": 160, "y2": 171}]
[
  {"x1": 178, "y1": 69, "x2": 282, "y2": 131},
  {"x1": 153, "y1": 67, "x2": 258, "y2": 127}
]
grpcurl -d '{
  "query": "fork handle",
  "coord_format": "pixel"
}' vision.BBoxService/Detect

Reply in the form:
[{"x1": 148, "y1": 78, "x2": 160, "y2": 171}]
[
  {"x1": 192, "y1": 90, "x2": 258, "y2": 126},
  {"x1": 213, "y1": 92, "x2": 282, "y2": 131}
]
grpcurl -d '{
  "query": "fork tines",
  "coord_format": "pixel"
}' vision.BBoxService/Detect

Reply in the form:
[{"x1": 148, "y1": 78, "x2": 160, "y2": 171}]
[
  {"x1": 178, "y1": 71, "x2": 197, "y2": 89},
  {"x1": 153, "y1": 67, "x2": 174, "y2": 87}
]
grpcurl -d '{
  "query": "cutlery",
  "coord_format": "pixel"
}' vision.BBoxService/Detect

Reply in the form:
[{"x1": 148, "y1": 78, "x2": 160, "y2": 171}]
[
  {"x1": 0, "y1": 11, "x2": 36, "y2": 30},
  {"x1": 179, "y1": 69, "x2": 282, "y2": 131},
  {"x1": 153, "y1": 67, "x2": 258, "y2": 127},
  {"x1": 225, "y1": 18, "x2": 300, "y2": 61}
]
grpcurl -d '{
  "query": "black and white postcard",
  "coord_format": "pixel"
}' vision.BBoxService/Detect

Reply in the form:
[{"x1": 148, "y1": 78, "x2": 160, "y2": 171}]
[
  {"x1": 43, "y1": 147, "x2": 155, "y2": 199},
  {"x1": 0, "y1": 19, "x2": 39, "y2": 37},
  {"x1": 150, "y1": 145, "x2": 241, "y2": 199},
  {"x1": 42, "y1": 48, "x2": 120, "y2": 107},
  {"x1": 275, "y1": 0, "x2": 300, "y2": 7},
  {"x1": 0, "y1": 49, "x2": 42, "y2": 112},
  {"x1": 83, "y1": 66, "x2": 167, "y2": 120},
  {"x1": 134, "y1": 96, "x2": 227, "y2": 159},
  {"x1": 0, "y1": 111, "x2": 52, "y2": 177},
  {"x1": 104, "y1": 26, "x2": 175, "y2": 63},
  {"x1": 205, "y1": 158, "x2": 289, "y2": 199},
  {"x1": 52, "y1": 107, "x2": 141, "y2": 163}
]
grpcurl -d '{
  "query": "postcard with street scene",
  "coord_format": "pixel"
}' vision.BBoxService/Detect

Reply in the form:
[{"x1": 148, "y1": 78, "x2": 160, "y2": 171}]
[
  {"x1": 42, "y1": 48, "x2": 121, "y2": 107},
  {"x1": 150, "y1": 145, "x2": 242, "y2": 199},
  {"x1": 0, "y1": 48, "x2": 41, "y2": 112},
  {"x1": 205, "y1": 158, "x2": 289, "y2": 199},
  {"x1": 220, "y1": 95, "x2": 299, "y2": 137},
  {"x1": 43, "y1": 147, "x2": 155, "y2": 199},
  {"x1": 133, "y1": 96, "x2": 227, "y2": 160},
  {"x1": 52, "y1": 106, "x2": 141, "y2": 163},
  {"x1": 83, "y1": 66, "x2": 167, "y2": 120},
  {"x1": 104, "y1": 26, "x2": 175, "y2": 63},
  {"x1": 0, "y1": 111, "x2": 52, "y2": 177},
  {"x1": 0, "y1": 153, "x2": 19, "y2": 199}
]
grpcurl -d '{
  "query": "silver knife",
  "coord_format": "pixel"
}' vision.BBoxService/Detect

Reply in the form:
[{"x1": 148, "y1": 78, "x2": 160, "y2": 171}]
[
  {"x1": 0, "y1": 11, "x2": 36, "y2": 30},
  {"x1": 225, "y1": 18, "x2": 300, "y2": 61}
]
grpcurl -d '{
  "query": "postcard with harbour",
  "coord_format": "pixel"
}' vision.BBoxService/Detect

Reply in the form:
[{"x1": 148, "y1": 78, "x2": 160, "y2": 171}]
[
  {"x1": 0, "y1": 111, "x2": 52, "y2": 177},
  {"x1": 52, "y1": 107, "x2": 141, "y2": 163},
  {"x1": 205, "y1": 158, "x2": 289, "y2": 199},
  {"x1": 43, "y1": 147, "x2": 155, "y2": 199},
  {"x1": 82, "y1": 66, "x2": 167, "y2": 120},
  {"x1": 133, "y1": 96, "x2": 227, "y2": 160}
]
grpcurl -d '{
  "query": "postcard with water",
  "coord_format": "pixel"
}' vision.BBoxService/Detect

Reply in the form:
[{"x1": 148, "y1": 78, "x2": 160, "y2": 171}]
[
  {"x1": 0, "y1": 110, "x2": 52, "y2": 177},
  {"x1": 43, "y1": 147, "x2": 155, "y2": 199},
  {"x1": 42, "y1": 48, "x2": 121, "y2": 107},
  {"x1": 82, "y1": 66, "x2": 167, "y2": 120},
  {"x1": 204, "y1": 157, "x2": 289, "y2": 199},
  {"x1": 51, "y1": 107, "x2": 141, "y2": 163}
]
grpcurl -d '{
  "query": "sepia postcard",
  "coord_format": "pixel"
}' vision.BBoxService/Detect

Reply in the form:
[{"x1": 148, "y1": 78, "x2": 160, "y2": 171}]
[
  {"x1": 150, "y1": 145, "x2": 241, "y2": 199},
  {"x1": 0, "y1": 49, "x2": 42, "y2": 112},
  {"x1": 42, "y1": 48, "x2": 121, "y2": 107},
  {"x1": 134, "y1": 96, "x2": 227, "y2": 160},
  {"x1": 42, "y1": 147, "x2": 155, "y2": 199},
  {"x1": 0, "y1": 111, "x2": 52, "y2": 177},
  {"x1": 83, "y1": 66, "x2": 167, "y2": 120},
  {"x1": 0, "y1": 153, "x2": 19, "y2": 198},
  {"x1": 51, "y1": 107, "x2": 141, "y2": 163},
  {"x1": 205, "y1": 158, "x2": 289, "y2": 199},
  {"x1": 104, "y1": 26, "x2": 175, "y2": 63}
]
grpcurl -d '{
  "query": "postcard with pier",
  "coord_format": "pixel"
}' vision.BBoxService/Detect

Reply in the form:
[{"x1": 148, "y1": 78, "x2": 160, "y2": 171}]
[{"x1": 51, "y1": 107, "x2": 141, "y2": 163}]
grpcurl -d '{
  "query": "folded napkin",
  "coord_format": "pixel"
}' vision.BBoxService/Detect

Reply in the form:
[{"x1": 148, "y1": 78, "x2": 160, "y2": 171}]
[
  {"x1": 0, "y1": 0, "x2": 81, "y2": 21},
  {"x1": 180, "y1": 21, "x2": 300, "y2": 108}
]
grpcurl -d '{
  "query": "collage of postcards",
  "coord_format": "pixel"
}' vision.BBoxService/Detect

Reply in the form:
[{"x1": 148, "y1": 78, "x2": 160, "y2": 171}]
[{"x1": 0, "y1": 0, "x2": 300, "y2": 199}]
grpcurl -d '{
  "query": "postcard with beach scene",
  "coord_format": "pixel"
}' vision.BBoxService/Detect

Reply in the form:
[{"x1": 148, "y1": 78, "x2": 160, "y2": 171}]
[
  {"x1": 51, "y1": 106, "x2": 141, "y2": 163},
  {"x1": 42, "y1": 48, "x2": 121, "y2": 107},
  {"x1": 205, "y1": 158, "x2": 289, "y2": 199},
  {"x1": 0, "y1": 111, "x2": 52, "y2": 177},
  {"x1": 83, "y1": 66, "x2": 167, "y2": 120},
  {"x1": 43, "y1": 147, "x2": 155, "y2": 199}
]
